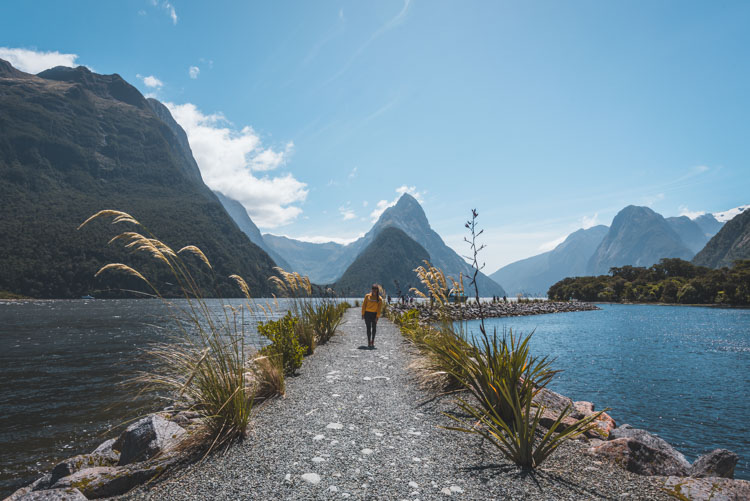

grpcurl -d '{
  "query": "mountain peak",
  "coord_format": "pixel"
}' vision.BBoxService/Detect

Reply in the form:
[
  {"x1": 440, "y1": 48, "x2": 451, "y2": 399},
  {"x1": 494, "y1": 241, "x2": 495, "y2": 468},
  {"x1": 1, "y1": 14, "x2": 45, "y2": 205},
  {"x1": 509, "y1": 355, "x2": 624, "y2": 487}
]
[
  {"x1": 0, "y1": 58, "x2": 32, "y2": 78},
  {"x1": 37, "y1": 65, "x2": 148, "y2": 109}
]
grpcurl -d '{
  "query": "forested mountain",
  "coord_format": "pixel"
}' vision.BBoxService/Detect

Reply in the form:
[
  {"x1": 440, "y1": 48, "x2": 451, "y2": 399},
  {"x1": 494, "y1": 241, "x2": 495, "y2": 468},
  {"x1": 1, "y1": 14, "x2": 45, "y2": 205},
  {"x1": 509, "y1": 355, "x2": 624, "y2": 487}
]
[
  {"x1": 0, "y1": 60, "x2": 278, "y2": 298},
  {"x1": 489, "y1": 225, "x2": 608, "y2": 296},
  {"x1": 334, "y1": 227, "x2": 430, "y2": 297},
  {"x1": 692, "y1": 208, "x2": 750, "y2": 268},
  {"x1": 586, "y1": 206, "x2": 694, "y2": 275},
  {"x1": 214, "y1": 191, "x2": 293, "y2": 271},
  {"x1": 263, "y1": 194, "x2": 506, "y2": 295}
]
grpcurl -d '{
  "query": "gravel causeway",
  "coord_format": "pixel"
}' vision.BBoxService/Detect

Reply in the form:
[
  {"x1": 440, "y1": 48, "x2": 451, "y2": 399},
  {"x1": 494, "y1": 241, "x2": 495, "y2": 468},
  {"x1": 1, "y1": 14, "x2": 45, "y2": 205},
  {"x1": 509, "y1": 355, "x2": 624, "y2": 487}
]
[{"x1": 124, "y1": 309, "x2": 671, "y2": 500}]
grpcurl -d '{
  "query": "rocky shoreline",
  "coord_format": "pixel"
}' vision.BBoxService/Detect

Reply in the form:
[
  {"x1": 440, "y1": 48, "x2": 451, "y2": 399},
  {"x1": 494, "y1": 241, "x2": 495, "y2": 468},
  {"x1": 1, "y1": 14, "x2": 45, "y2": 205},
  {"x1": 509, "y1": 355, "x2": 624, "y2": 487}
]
[{"x1": 388, "y1": 299, "x2": 600, "y2": 322}]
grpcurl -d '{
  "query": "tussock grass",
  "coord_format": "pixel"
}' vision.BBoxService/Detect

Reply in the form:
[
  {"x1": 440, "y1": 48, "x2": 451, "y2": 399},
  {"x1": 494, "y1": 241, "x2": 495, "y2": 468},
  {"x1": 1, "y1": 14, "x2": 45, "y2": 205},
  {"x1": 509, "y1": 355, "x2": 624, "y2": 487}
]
[{"x1": 80, "y1": 210, "x2": 283, "y2": 451}]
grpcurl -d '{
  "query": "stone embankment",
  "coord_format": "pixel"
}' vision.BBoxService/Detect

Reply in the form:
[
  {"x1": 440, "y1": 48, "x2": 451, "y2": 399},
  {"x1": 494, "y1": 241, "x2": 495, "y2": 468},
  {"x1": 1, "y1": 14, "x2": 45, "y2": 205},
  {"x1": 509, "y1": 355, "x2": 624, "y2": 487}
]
[{"x1": 388, "y1": 299, "x2": 600, "y2": 322}]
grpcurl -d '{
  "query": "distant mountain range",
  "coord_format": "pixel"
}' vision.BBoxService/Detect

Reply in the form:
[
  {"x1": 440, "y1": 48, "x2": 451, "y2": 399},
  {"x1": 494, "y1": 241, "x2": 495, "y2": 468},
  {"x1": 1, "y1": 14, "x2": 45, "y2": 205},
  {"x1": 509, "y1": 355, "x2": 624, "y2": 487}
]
[
  {"x1": 256, "y1": 194, "x2": 506, "y2": 296},
  {"x1": 489, "y1": 225, "x2": 609, "y2": 297},
  {"x1": 693, "y1": 208, "x2": 750, "y2": 268},
  {"x1": 0, "y1": 59, "x2": 279, "y2": 298},
  {"x1": 489, "y1": 205, "x2": 742, "y2": 296},
  {"x1": 587, "y1": 206, "x2": 695, "y2": 275},
  {"x1": 335, "y1": 226, "x2": 430, "y2": 296}
]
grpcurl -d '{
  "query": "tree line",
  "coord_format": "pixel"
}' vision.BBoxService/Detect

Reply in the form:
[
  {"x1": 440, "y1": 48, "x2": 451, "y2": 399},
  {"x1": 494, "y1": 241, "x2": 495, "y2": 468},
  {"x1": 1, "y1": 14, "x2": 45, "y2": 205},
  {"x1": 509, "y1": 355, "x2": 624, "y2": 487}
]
[{"x1": 547, "y1": 258, "x2": 750, "y2": 305}]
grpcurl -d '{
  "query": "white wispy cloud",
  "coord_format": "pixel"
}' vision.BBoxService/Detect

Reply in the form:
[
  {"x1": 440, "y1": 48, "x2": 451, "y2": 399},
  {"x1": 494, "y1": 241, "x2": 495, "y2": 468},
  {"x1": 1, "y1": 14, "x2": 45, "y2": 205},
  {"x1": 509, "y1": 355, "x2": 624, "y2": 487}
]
[
  {"x1": 270, "y1": 233, "x2": 363, "y2": 245},
  {"x1": 324, "y1": 0, "x2": 412, "y2": 84},
  {"x1": 150, "y1": 0, "x2": 177, "y2": 24},
  {"x1": 166, "y1": 102, "x2": 306, "y2": 227},
  {"x1": 580, "y1": 212, "x2": 600, "y2": 229},
  {"x1": 138, "y1": 74, "x2": 164, "y2": 88},
  {"x1": 339, "y1": 204, "x2": 356, "y2": 220},
  {"x1": 189, "y1": 66, "x2": 200, "y2": 79},
  {"x1": 642, "y1": 192, "x2": 665, "y2": 207},
  {"x1": 0, "y1": 47, "x2": 80, "y2": 73},
  {"x1": 678, "y1": 205, "x2": 705, "y2": 219},
  {"x1": 348, "y1": 167, "x2": 358, "y2": 180},
  {"x1": 538, "y1": 235, "x2": 567, "y2": 252},
  {"x1": 369, "y1": 185, "x2": 424, "y2": 222}
]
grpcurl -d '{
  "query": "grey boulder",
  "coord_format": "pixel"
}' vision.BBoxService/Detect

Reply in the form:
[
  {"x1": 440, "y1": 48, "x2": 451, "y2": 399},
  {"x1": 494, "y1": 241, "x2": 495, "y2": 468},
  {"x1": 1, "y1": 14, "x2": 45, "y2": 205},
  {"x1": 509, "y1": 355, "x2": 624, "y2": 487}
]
[
  {"x1": 690, "y1": 449, "x2": 739, "y2": 479},
  {"x1": 662, "y1": 476, "x2": 750, "y2": 501},
  {"x1": 49, "y1": 460, "x2": 171, "y2": 499},
  {"x1": 608, "y1": 424, "x2": 691, "y2": 473},
  {"x1": 49, "y1": 453, "x2": 118, "y2": 485},
  {"x1": 17, "y1": 488, "x2": 87, "y2": 500},
  {"x1": 587, "y1": 437, "x2": 690, "y2": 476},
  {"x1": 113, "y1": 414, "x2": 186, "y2": 465}
]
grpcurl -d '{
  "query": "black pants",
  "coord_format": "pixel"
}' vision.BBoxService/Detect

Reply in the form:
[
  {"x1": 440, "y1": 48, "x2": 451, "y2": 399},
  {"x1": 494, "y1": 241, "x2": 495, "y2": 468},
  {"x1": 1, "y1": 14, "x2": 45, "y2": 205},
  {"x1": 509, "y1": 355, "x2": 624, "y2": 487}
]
[{"x1": 364, "y1": 311, "x2": 378, "y2": 344}]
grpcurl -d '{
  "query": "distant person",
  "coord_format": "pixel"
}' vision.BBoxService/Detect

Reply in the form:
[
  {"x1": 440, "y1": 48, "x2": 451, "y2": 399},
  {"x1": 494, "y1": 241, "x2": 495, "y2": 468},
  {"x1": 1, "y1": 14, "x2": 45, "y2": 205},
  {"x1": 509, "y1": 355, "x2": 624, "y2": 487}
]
[
  {"x1": 387, "y1": 295, "x2": 391, "y2": 304},
  {"x1": 361, "y1": 284, "x2": 383, "y2": 348}
]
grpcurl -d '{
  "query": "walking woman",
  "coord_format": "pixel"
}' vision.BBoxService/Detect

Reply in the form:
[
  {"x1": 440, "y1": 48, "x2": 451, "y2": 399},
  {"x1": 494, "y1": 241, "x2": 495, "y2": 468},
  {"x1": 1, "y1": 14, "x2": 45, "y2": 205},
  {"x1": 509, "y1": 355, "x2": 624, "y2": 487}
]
[{"x1": 361, "y1": 284, "x2": 383, "y2": 348}]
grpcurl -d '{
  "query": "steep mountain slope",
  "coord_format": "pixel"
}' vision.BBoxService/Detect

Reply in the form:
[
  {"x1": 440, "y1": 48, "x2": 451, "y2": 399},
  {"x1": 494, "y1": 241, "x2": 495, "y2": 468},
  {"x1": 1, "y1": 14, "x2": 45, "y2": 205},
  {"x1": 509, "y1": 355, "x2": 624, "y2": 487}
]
[
  {"x1": 693, "y1": 213, "x2": 724, "y2": 239},
  {"x1": 665, "y1": 216, "x2": 709, "y2": 254},
  {"x1": 334, "y1": 227, "x2": 430, "y2": 296},
  {"x1": 490, "y1": 225, "x2": 608, "y2": 296},
  {"x1": 692, "y1": 208, "x2": 750, "y2": 268},
  {"x1": 0, "y1": 60, "x2": 278, "y2": 298},
  {"x1": 263, "y1": 194, "x2": 506, "y2": 295},
  {"x1": 214, "y1": 191, "x2": 293, "y2": 271},
  {"x1": 587, "y1": 206, "x2": 693, "y2": 275},
  {"x1": 261, "y1": 235, "x2": 346, "y2": 284}
]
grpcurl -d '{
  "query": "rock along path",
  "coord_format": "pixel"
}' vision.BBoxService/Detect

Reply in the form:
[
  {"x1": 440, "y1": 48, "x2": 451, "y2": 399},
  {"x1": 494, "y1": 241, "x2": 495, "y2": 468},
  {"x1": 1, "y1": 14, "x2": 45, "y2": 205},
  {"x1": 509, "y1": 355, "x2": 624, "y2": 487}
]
[{"x1": 124, "y1": 309, "x2": 670, "y2": 500}]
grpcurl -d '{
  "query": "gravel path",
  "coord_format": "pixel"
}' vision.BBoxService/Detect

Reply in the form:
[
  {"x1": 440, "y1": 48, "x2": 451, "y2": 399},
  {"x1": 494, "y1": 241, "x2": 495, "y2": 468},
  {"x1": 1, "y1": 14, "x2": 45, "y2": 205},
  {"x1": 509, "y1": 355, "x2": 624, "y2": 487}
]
[{"x1": 124, "y1": 309, "x2": 671, "y2": 500}]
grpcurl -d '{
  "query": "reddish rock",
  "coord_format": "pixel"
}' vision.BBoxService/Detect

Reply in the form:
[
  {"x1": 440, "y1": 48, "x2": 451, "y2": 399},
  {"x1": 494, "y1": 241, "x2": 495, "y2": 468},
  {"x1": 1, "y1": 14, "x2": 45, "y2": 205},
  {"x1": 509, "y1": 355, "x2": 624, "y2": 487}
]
[{"x1": 587, "y1": 437, "x2": 690, "y2": 476}]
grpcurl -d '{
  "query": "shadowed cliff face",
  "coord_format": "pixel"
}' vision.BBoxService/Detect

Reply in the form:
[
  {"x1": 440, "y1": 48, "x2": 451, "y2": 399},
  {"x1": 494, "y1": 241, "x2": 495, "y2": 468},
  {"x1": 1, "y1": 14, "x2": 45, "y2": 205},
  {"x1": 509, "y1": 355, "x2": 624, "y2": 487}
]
[
  {"x1": 587, "y1": 206, "x2": 694, "y2": 275},
  {"x1": 693, "y1": 209, "x2": 750, "y2": 268},
  {"x1": 0, "y1": 59, "x2": 278, "y2": 298}
]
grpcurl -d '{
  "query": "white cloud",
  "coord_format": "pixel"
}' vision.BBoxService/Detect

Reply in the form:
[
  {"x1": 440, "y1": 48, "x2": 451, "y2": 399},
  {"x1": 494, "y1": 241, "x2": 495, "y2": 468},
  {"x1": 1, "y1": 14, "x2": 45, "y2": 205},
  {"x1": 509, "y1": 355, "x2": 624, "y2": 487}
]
[
  {"x1": 189, "y1": 66, "x2": 200, "y2": 79},
  {"x1": 678, "y1": 205, "x2": 706, "y2": 219},
  {"x1": 339, "y1": 204, "x2": 356, "y2": 220},
  {"x1": 270, "y1": 233, "x2": 363, "y2": 245},
  {"x1": 0, "y1": 47, "x2": 80, "y2": 74},
  {"x1": 580, "y1": 212, "x2": 599, "y2": 229},
  {"x1": 642, "y1": 192, "x2": 665, "y2": 207},
  {"x1": 348, "y1": 167, "x2": 358, "y2": 180},
  {"x1": 369, "y1": 185, "x2": 424, "y2": 222},
  {"x1": 138, "y1": 74, "x2": 163, "y2": 88},
  {"x1": 166, "y1": 102, "x2": 307, "y2": 227},
  {"x1": 538, "y1": 235, "x2": 567, "y2": 252},
  {"x1": 164, "y1": 1, "x2": 177, "y2": 24},
  {"x1": 362, "y1": 201, "x2": 368, "y2": 207}
]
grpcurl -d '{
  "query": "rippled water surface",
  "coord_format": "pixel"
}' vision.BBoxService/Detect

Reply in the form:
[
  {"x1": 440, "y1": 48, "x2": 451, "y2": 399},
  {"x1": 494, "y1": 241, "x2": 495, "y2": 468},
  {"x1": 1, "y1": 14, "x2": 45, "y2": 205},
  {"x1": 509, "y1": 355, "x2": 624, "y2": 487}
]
[
  {"x1": 461, "y1": 303, "x2": 750, "y2": 479},
  {"x1": 0, "y1": 298, "x2": 292, "y2": 497}
]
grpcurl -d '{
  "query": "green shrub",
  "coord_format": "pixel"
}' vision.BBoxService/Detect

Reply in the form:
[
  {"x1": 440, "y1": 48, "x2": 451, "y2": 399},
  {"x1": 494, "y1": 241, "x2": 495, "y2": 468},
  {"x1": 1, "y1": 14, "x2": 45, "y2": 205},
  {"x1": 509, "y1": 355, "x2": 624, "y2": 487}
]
[{"x1": 258, "y1": 312, "x2": 306, "y2": 375}]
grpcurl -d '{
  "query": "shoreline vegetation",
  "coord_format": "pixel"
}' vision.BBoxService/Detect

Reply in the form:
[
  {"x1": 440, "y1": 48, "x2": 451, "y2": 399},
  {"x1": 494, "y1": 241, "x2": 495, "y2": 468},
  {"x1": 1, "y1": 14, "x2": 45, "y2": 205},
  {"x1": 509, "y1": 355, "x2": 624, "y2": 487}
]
[
  {"x1": 6, "y1": 209, "x2": 748, "y2": 500},
  {"x1": 548, "y1": 258, "x2": 750, "y2": 306}
]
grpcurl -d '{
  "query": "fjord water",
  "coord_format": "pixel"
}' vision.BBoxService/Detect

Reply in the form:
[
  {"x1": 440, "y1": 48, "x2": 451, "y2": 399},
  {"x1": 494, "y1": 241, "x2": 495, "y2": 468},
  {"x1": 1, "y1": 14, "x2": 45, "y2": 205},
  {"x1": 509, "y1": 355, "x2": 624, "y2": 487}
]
[
  {"x1": 462, "y1": 303, "x2": 750, "y2": 480},
  {"x1": 0, "y1": 298, "x2": 284, "y2": 497}
]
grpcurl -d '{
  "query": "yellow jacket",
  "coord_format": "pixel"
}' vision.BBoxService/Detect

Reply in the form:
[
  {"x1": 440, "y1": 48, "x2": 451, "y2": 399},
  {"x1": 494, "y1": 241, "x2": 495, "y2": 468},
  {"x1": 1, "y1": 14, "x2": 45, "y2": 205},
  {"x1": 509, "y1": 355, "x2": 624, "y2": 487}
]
[{"x1": 361, "y1": 293, "x2": 383, "y2": 319}]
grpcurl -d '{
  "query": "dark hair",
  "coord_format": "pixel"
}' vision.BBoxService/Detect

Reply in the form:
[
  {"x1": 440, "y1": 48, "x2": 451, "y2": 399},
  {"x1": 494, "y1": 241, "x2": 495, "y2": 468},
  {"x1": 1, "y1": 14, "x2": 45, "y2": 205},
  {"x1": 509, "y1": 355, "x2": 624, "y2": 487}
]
[{"x1": 372, "y1": 284, "x2": 379, "y2": 289}]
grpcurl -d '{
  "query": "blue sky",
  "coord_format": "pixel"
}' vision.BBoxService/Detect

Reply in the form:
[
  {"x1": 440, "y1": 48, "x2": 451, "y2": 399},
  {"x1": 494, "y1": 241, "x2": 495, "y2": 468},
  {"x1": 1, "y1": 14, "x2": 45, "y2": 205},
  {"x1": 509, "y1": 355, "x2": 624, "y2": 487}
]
[{"x1": 1, "y1": 1, "x2": 749, "y2": 272}]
